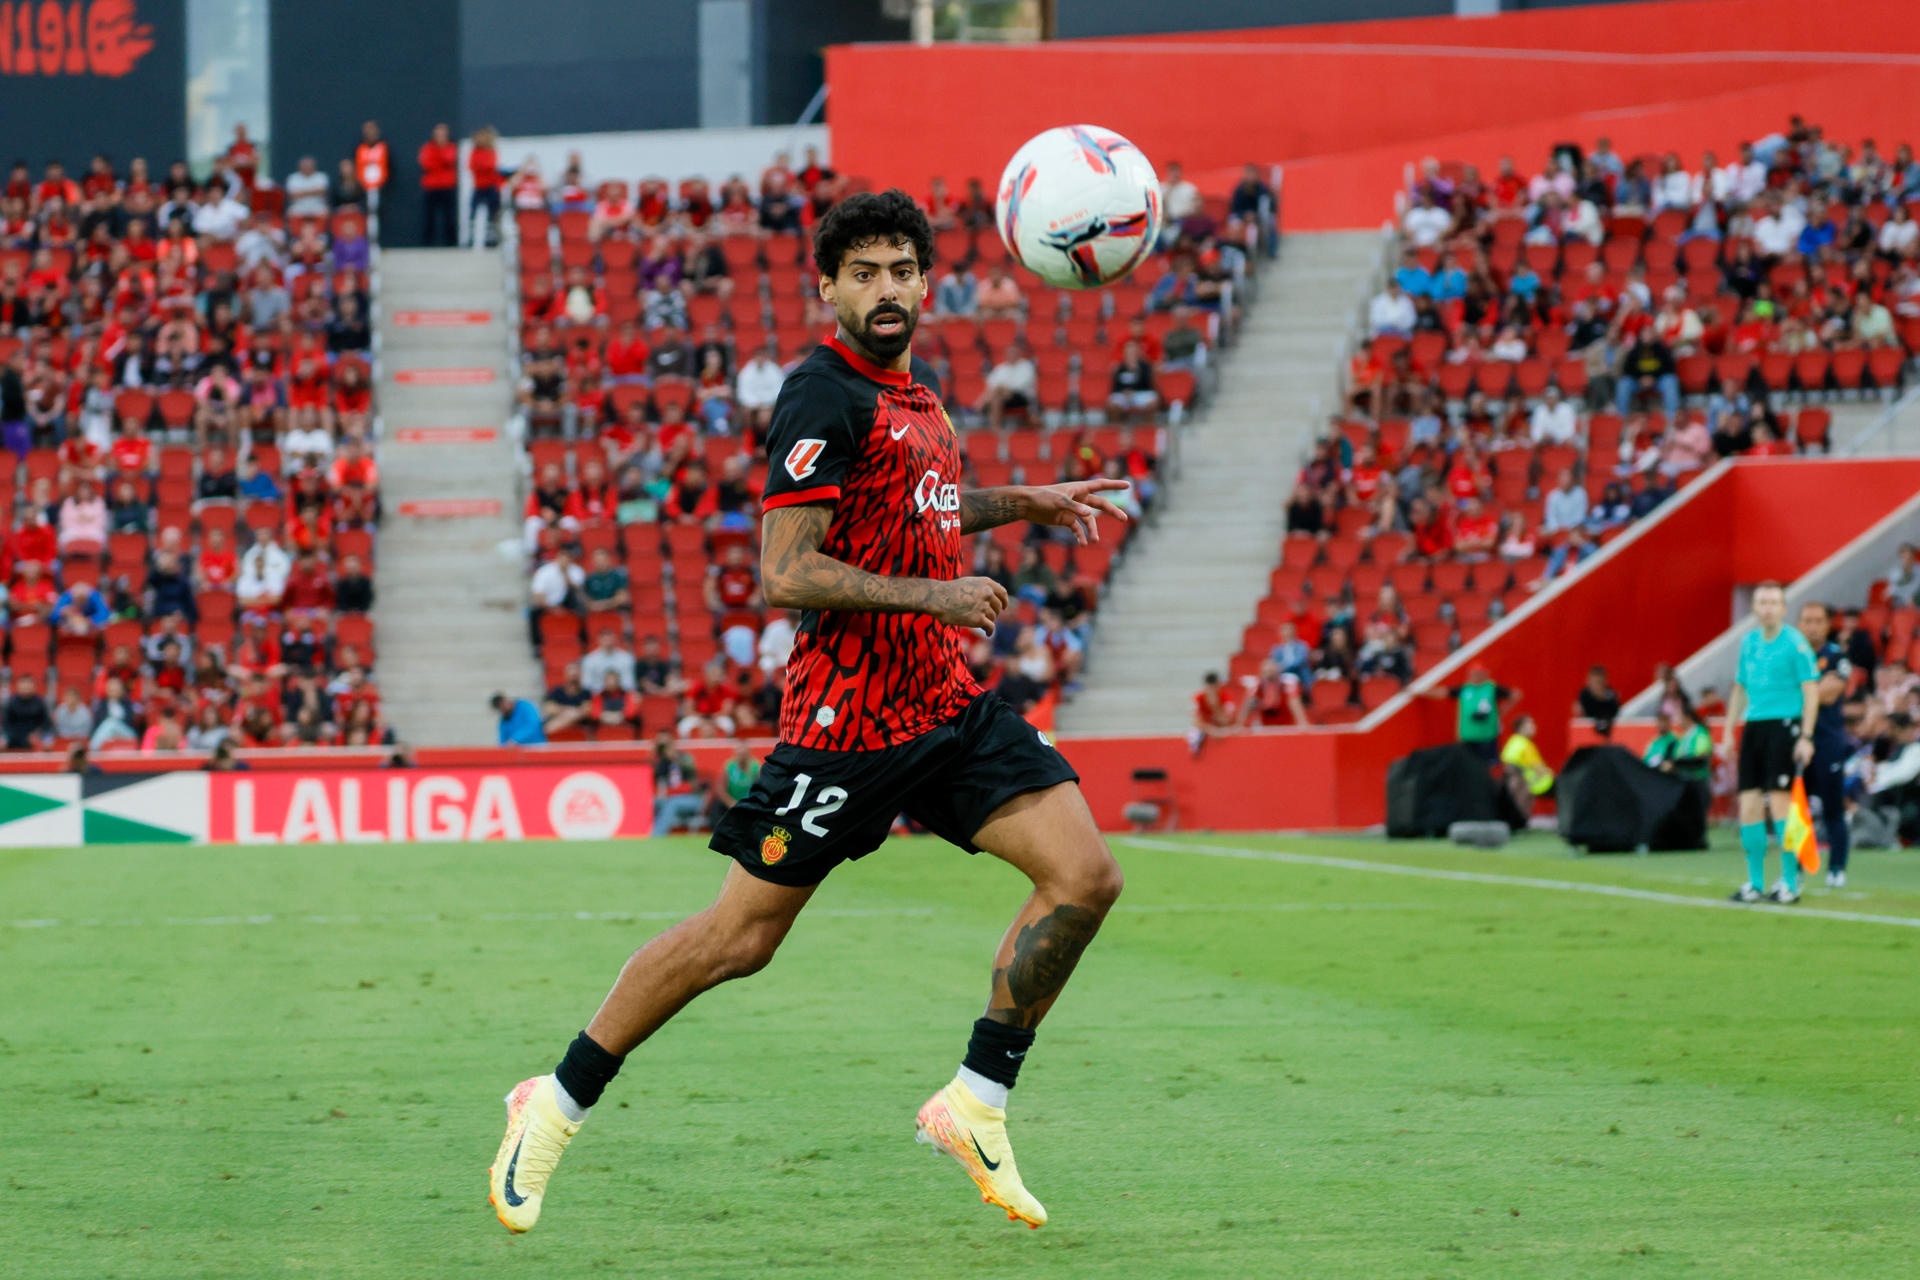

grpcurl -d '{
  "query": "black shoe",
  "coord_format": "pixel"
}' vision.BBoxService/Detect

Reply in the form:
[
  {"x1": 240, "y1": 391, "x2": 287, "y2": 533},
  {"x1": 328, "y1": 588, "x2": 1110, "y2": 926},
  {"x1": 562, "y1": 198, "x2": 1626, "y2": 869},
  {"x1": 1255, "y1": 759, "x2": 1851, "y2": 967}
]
[
  {"x1": 1729, "y1": 885, "x2": 1763, "y2": 903},
  {"x1": 1766, "y1": 884, "x2": 1801, "y2": 905}
]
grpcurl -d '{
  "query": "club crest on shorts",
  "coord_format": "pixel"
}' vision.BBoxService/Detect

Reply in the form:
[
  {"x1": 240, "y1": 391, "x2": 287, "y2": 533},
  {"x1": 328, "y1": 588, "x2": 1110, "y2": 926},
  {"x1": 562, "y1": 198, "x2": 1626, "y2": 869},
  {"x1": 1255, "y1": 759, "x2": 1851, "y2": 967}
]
[{"x1": 760, "y1": 826, "x2": 791, "y2": 865}]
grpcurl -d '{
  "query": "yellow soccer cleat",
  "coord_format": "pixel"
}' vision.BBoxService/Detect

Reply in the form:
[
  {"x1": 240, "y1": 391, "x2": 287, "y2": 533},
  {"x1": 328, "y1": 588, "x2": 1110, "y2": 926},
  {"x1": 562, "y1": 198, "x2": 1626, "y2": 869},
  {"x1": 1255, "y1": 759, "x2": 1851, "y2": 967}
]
[
  {"x1": 487, "y1": 1075, "x2": 581, "y2": 1233},
  {"x1": 914, "y1": 1077, "x2": 1048, "y2": 1228}
]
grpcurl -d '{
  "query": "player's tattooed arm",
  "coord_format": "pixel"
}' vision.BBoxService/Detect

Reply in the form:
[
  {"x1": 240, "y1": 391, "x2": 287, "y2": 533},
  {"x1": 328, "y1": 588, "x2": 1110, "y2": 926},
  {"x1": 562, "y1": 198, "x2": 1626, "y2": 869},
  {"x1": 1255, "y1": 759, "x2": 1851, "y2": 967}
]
[
  {"x1": 761, "y1": 504, "x2": 1009, "y2": 628},
  {"x1": 958, "y1": 487, "x2": 1028, "y2": 534},
  {"x1": 962, "y1": 479, "x2": 1134, "y2": 544}
]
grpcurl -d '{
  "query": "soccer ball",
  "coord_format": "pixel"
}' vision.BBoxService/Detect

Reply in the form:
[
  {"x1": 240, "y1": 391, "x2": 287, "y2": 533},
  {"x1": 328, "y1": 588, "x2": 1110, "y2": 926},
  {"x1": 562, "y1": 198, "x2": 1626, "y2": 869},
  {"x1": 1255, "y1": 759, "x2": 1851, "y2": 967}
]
[{"x1": 995, "y1": 125, "x2": 1162, "y2": 290}]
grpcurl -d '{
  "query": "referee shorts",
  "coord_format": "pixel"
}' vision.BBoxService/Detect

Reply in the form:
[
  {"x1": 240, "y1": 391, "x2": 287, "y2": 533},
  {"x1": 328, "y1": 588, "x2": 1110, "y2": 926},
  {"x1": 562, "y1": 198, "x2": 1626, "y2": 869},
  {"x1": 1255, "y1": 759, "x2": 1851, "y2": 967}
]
[{"x1": 1736, "y1": 718, "x2": 1800, "y2": 793}]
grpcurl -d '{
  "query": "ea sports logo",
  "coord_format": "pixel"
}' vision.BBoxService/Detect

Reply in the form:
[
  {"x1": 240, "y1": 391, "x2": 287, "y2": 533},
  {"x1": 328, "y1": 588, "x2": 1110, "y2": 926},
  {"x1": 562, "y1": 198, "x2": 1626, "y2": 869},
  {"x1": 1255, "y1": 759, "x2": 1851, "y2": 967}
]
[
  {"x1": 548, "y1": 772, "x2": 624, "y2": 840},
  {"x1": 913, "y1": 469, "x2": 960, "y2": 515}
]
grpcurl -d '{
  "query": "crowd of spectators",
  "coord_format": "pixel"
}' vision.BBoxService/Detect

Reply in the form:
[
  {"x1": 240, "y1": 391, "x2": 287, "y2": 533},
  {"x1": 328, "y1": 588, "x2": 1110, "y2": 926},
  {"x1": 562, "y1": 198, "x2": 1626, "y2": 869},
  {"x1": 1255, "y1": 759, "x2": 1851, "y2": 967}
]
[
  {"x1": 504, "y1": 153, "x2": 1277, "y2": 744},
  {"x1": 0, "y1": 127, "x2": 388, "y2": 753},
  {"x1": 1235, "y1": 118, "x2": 1918, "y2": 721}
]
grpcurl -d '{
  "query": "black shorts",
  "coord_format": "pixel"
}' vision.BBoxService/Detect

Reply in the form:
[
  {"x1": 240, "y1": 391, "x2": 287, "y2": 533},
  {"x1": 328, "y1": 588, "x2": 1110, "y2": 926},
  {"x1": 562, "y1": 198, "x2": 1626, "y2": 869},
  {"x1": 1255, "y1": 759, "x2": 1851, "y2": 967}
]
[
  {"x1": 710, "y1": 692, "x2": 1080, "y2": 887},
  {"x1": 1737, "y1": 718, "x2": 1800, "y2": 793}
]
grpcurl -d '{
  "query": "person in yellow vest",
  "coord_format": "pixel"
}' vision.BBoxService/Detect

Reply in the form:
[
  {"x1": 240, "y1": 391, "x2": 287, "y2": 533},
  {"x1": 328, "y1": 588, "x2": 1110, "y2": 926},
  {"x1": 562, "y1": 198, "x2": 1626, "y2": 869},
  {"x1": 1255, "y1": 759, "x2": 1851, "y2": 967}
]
[{"x1": 1500, "y1": 713, "x2": 1555, "y2": 817}]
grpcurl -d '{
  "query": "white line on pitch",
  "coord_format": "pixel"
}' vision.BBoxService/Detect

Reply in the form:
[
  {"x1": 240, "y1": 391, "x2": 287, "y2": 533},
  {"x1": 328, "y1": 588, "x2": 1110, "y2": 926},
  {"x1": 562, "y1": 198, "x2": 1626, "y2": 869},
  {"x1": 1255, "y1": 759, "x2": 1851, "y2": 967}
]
[{"x1": 1119, "y1": 838, "x2": 1920, "y2": 930}]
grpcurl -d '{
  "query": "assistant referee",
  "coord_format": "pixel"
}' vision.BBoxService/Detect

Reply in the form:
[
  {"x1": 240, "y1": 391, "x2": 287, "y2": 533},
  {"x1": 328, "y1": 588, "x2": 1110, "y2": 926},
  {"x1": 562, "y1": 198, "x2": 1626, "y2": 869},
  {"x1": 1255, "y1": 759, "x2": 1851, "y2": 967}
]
[{"x1": 1722, "y1": 581, "x2": 1819, "y2": 904}]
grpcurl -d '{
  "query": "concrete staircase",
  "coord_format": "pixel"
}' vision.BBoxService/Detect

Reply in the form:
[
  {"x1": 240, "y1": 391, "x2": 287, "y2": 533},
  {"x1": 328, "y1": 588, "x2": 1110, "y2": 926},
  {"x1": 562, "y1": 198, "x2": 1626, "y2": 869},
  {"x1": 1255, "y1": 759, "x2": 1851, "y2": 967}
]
[
  {"x1": 372, "y1": 248, "x2": 533, "y2": 745},
  {"x1": 1061, "y1": 230, "x2": 1384, "y2": 736}
]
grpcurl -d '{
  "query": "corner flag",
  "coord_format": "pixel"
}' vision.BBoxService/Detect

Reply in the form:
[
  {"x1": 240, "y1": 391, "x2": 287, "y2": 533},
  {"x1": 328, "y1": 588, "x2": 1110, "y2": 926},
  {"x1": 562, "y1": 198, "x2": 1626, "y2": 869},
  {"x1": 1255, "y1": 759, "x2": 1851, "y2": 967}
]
[{"x1": 1783, "y1": 775, "x2": 1821, "y2": 874}]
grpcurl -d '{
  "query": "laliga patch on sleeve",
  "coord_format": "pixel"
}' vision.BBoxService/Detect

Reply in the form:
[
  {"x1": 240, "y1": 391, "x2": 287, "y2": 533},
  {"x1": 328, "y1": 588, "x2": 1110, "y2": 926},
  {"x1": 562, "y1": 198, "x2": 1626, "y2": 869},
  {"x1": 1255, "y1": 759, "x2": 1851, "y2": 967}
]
[{"x1": 784, "y1": 438, "x2": 827, "y2": 482}]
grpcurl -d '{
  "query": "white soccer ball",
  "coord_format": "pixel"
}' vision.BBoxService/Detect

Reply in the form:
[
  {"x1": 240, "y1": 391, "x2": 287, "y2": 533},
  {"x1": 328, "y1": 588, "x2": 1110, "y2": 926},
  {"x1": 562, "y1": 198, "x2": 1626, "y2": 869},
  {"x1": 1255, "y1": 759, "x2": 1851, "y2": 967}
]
[{"x1": 995, "y1": 125, "x2": 1163, "y2": 290}]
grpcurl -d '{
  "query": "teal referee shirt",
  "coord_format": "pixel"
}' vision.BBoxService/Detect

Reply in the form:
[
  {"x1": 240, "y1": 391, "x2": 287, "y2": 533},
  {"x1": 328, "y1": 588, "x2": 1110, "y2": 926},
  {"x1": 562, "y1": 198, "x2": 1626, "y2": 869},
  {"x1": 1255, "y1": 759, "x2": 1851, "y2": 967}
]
[{"x1": 1735, "y1": 626, "x2": 1818, "y2": 721}]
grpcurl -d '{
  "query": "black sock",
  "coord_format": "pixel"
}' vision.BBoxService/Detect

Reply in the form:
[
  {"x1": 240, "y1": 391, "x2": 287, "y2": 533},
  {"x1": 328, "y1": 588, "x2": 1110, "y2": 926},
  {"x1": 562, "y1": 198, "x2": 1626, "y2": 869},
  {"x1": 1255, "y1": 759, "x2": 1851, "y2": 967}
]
[
  {"x1": 961, "y1": 1017, "x2": 1036, "y2": 1090},
  {"x1": 553, "y1": 1031, "x2": 624, "y2": 1110}
]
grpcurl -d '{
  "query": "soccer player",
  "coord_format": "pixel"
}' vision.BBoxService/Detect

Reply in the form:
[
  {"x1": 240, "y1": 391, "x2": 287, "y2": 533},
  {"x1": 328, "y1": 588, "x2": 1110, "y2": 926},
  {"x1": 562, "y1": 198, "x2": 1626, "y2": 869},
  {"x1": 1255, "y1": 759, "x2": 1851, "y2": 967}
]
[
  {"x1": 490, "y1": 191, "x2": 1130, "y2": 1233},
  {"x1": 1797, "y1": 600, "x2": 1854, "y2": 886},
  {"x1": 1722, "y1": 582, "x2": 1819, "y2": 903}
]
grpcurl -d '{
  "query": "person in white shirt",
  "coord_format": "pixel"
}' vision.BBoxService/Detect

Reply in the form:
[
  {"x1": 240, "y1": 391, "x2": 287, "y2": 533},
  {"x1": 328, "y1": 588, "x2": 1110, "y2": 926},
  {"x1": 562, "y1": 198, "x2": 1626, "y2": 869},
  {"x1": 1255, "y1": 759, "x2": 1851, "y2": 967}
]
[
  {"x1": 234, "y1": 215, "x2": 286, "y2": 271},
  {"x1": 1752, "y1": 197, "x2": 1800, "y2": 259},
  {"x1": 1540, "y1": 469, "x2": 1588, "y2": 535},
  {"x1": 1878, "y1": 204, "x2": 1918, "y2": 258},
  {"x1": 280, "y1": 423, "x2": 334, "y2": 469},
  {"x1": 237, "y1": 531, "x2": 293, "y2": 612},
  {"x1": 1401, "y1": 193, "x2": 1452, "y2": 248},
  {"x1": 1529, "y1": 386, "x2": 1580, "y2": 446},
  {"x1": 1488, "y1": 326, "x2": 1529, "y2": 363},
  {"x1": 757, "y1": 611, "x2": 796, "y2": 676},
  {"x1": 284, "y1": 156, "x2": 330, "y2": 217},
  {"x1": 1728, "y1": 142, "x2": 1769, "y2": 204},
  {"x1": 1368, "y1": 281, "x2": 1417, "y2": 338},
  {"x1": 1160, "y1": 161, "x2": 1202, "y2": 224},
  {"x1": 528, "y1": 549, "x2": 584, "y2": 646},
  {"x1": 190, "y1": 188, "x2": 250, "y2": 241},
  {"x1": 1565, "y1": 196, "x2": 1605, "y2": 246},
  {"x1": 580, "y1": 631, "x2": 637, "y2": 692},
  {"x1": 1691, "y1": 151, "x2": 1733, "y2": 206},
  {"x1": 974, "y1": 342, "x2": 1037, "y2": 430},
  {"x1": 733, "y1": 341, "x2": 787, "y2": 438},
  {"x1": 1650, "y1": 153, "x2": 1692, "y2": 211},
  {"x1": 529, "y1": 550, "x2": 583, "y2": 608}
]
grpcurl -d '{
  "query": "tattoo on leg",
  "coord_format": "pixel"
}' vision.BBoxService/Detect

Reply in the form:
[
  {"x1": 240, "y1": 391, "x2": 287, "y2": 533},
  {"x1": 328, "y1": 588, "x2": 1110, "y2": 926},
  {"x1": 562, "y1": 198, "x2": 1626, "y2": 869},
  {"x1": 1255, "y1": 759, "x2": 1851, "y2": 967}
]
[{"x1": 992, "y1": 903, "x2": 1101, "y2": 1028}]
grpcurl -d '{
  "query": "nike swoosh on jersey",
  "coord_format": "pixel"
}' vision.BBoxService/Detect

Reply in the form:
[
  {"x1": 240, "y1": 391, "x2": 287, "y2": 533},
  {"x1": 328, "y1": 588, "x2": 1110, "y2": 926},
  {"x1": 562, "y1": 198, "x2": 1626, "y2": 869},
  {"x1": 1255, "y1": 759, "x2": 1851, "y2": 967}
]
[
  {"x1": 890, "y1": 421, "x2": 911, "y2": 440},
  {"x1": 501, "y1": 1136, "x2": 529, "y2": 1206},
  {"x1": 971, "y1": 1135, "x2": 1002, "y2": 1171}
]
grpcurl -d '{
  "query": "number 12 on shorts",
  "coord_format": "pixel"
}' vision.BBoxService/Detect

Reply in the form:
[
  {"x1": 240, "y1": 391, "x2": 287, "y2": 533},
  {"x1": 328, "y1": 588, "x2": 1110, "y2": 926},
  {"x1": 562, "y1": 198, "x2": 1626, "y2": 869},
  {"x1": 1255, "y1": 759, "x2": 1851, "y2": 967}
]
[{"x1": 775, "y1": 772, "x2": 848, "y2": 836}]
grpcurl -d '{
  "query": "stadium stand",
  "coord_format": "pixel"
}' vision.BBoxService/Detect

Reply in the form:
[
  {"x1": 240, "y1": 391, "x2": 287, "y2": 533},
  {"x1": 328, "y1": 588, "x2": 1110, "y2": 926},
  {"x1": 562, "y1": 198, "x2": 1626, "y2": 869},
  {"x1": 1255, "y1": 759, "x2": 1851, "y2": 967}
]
[
  {"x1": 1225, "y1": 122, "x2": 1920, "y2": 726},
  {"x1": 0, "y1": 136, "x2": 389, "y2": 752},
  {"x1": 505, "y1": 153, "x2": 1269, "y2": 740}
]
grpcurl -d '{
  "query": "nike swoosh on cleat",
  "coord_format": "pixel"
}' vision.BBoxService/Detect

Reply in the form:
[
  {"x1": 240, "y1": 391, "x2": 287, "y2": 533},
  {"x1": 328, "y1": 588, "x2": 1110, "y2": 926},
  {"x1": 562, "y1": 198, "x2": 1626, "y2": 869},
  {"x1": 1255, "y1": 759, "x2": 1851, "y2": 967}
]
[
  {"x1": 970, "y1": 1135, "x2": 1002, "y2": 1172},
  {"x1": 501, "y1": 1136, "x2": 529, "y2": 1206}
]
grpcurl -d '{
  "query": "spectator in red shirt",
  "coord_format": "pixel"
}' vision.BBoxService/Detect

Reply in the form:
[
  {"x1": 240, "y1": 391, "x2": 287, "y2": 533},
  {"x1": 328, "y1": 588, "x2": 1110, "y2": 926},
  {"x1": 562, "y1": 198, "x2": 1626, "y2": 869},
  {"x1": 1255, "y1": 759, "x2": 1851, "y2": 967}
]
[
  {"x1": 676, "y1": 657, "x2": 739, "y2": 738},
  {"x1": 1405, "y1": 496, "x2": 1455, "y2": 561},
  {"x1": 1346, "y1": 445, "x2": 1384, "y2": 507},
  {"x1": 589, "y1": 671, "x2": 640, "y2": 736},
  {"x1": 1452, "y1": 495, "x2": 1499, "y2": 561},
  {"x1": 565, "y1": 457, "x2": 616, "y2": 524},
  {"x1": 468, "y1": 125, "x2": 501, "y2": 248},
  {"x1": 1444, "y1": 445, "x2": 1491, "y2": 503},
  {"x1": 34, "y1": 161, "x2": 80, "y2": 212},
  {"x1": 9, "y1": 558, "x2": 56, "y2": 626},
  {"x1": 417, "y1": 123, "x2": 459, "y2": 247},
  {"x1": 1189, "y1": 671, "x2": 1237, "y2": 754},
  {"x1": 1745, "y1": 422, "x2": 1796, "y2": 457},
  {"x1": 705, "y1": 543, "x2": 762, "y2": 615},
  {"x1": 664, "y1": 460, "x2": 718, "y2": 524},
  {"x1": 281, "y1": 550, "x2": 336, "y2": 621},
  {"x1": 605, "y1": 321, "x2": 652, "y2": 386},
  {"x1": 194, "y1": 525, "x2": 238, "y2": 591},
  {"x1": 1241, "y1": 660, "x2": 1309, "y2": 727}
]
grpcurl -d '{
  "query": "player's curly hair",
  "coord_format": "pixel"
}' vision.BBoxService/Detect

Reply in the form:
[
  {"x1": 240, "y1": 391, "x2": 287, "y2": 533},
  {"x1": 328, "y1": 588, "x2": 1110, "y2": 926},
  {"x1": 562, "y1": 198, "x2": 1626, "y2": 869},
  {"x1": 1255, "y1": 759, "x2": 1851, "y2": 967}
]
[{"x1": 812, "y1": 188, "x2": 934, "y2": 280}]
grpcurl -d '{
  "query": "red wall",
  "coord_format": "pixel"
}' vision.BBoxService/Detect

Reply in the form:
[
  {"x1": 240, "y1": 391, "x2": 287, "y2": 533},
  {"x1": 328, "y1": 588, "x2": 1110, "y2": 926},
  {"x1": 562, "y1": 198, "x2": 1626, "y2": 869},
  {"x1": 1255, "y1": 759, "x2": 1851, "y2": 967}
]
[{"x1": 828, "y1": 0, "x2": 1920, "y2": 230}]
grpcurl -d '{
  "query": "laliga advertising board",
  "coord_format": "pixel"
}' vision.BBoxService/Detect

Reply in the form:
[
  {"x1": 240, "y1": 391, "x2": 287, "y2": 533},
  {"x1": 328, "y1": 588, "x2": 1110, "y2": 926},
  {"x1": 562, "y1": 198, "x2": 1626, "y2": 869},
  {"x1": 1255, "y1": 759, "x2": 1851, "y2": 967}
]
[{"x1": 205, "y1": 767, "x2": 652, "y2": 845}]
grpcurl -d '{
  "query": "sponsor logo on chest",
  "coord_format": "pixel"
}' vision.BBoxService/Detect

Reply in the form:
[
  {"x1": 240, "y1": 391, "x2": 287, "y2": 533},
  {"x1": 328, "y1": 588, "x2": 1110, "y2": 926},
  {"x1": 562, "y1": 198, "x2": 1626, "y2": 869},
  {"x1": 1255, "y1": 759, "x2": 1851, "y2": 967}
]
[{"x1": 913, "y1": 468, "x2": 961, "y2": 530}]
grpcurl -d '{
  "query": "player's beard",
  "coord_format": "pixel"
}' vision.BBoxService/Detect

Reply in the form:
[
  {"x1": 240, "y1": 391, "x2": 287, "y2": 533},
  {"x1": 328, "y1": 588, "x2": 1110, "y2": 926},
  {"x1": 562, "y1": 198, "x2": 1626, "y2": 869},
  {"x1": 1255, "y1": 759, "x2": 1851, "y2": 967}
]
[{"x1": 850, "y1": 300, "x2": 916, "y2": 363}]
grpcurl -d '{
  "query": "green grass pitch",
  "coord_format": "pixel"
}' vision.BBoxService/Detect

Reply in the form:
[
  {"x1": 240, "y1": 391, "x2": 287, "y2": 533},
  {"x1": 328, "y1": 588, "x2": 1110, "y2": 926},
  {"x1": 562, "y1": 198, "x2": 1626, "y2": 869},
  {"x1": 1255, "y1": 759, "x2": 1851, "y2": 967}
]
[{"x1": 5, "y1": 829, "x2": 1918, "y2": 1278}]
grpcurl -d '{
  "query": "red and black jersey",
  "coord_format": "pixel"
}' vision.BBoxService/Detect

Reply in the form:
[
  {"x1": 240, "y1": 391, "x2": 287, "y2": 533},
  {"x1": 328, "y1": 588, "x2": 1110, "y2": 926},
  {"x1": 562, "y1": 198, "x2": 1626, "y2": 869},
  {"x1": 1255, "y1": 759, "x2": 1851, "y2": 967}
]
[{"x1": 761, "y1": 335, "x2": 979, "y2": 751}]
